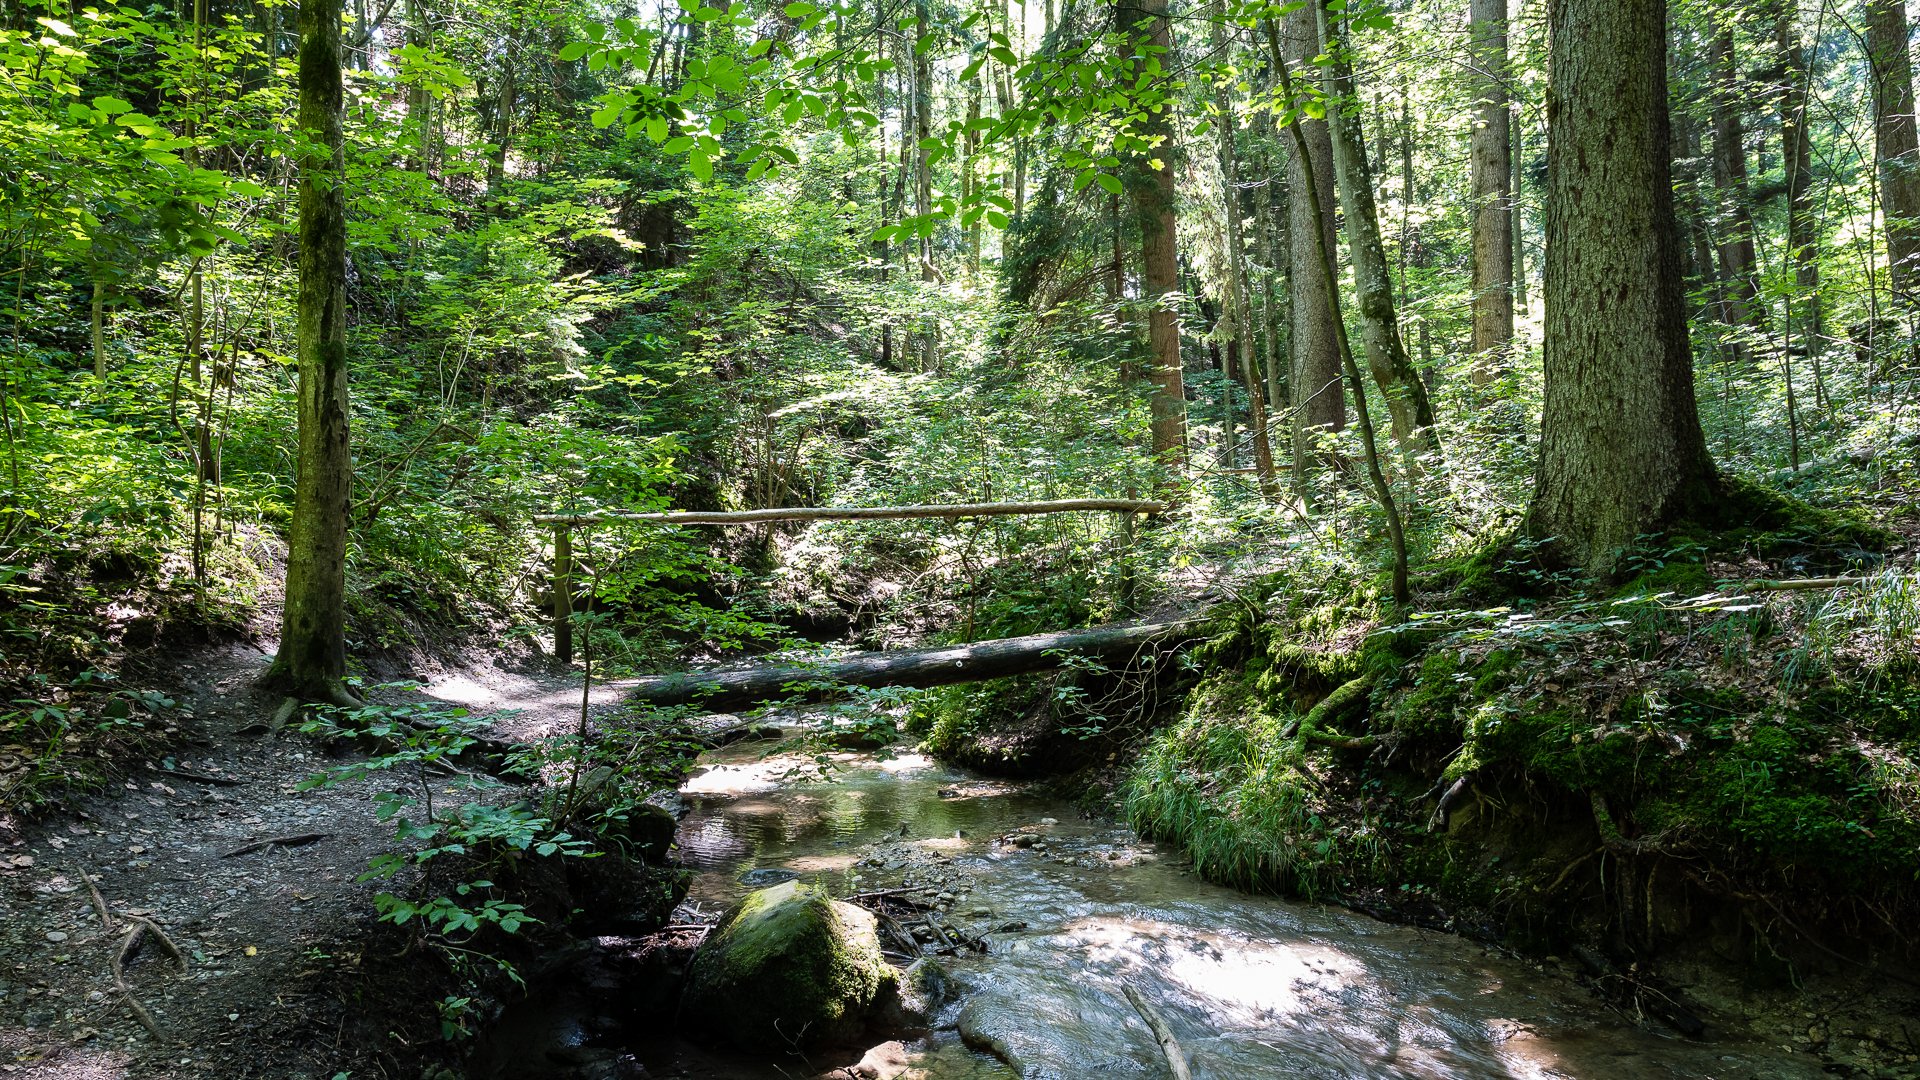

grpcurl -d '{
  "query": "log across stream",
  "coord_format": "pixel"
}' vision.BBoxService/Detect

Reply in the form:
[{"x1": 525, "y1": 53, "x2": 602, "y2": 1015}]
[
  {"x1": 621, "y1": 619, "x2": 1198, "y2": 713},
  {"x1": 475, "y1": 718, "x2": 1836, "y2": 1080}
]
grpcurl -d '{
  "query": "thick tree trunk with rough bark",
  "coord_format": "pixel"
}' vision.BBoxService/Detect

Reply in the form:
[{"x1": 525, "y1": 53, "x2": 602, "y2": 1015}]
[
  {"x1": 1867, "y1": 0, "x2": 1920, "y2": 296},
  {"x1": 270, "y1": 0, "x2": 356, "y2": 704},
  {"x1": 1529, "y1": 0, "x2": 1718, "y2": 572},
  {"x1": 1270, "y1": 9, "x2": 1342, "y2": 491},
  {"x1": 1468, "y1": 0, "x2": 1512, "y2": 381},
  {"x1": 1119, "y1": 0, "x2": 1187, "y2": 472},
  {"x1": 1316, "y1": 3, "x2": 1436, "y2": 450}
]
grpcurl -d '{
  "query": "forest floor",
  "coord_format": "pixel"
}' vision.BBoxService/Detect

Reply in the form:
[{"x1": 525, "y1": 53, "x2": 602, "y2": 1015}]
[{"x1": 0, "y1": 640, "x2": 629, "y2": 1080}]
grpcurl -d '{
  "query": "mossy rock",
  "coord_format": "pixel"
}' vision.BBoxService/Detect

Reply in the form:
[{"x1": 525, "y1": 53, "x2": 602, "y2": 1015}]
[{"x1": 678, "y1": 880, "x2": 895, "y2": 1049}]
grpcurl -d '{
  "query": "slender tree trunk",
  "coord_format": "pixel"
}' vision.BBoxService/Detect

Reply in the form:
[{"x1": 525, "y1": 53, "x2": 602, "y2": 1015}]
[
  {"x1": 964, "y1": 79, "x2": 982, "y2": 270},
  {"x1": 270, "y1": 0, "x2": 356, "y2": 704},
  {"x1": 914, "y1": 0, "x2": 937, "y2": 371},
  {"x1": 1709, "y1": 26, "x2": 1761, "y2": 326},
  {"x1": 1779, "y1": 6, "x2": 1820, "y2": 361},
  {"x1": 1119, "y1": 0, "x2": 1187, "y2": 474},
  {"x1": 1315, "y1": 1, "x2": 1437, "y2": 450},
  {"x1": 1528, "y1": 0, "x2": 1718, "y2": 573},
  {"x1": 1511, "y1": 99, "x2": 1527, "y2": 313},
  {"x1": 1268, "y1": 10, "x2": 1342, "y2": 495},
  {"x1": 1468, "y1": 0, "x2": 1513, "y2": 384},
  {"x1": 1254, "y1": 114, "x2": 1287, "y2": 415},
  {"x1": 91, "y1": 278, "x2": 106, "y2": 378},
  {"x1": 1269, "y1": 31, "x2": 1410, "y2": 607},
  {"x1": 488, "y1": 54, "x2": 515, "y2": 193},
  {"x1": 1867, "y1": 0, "x2": 1920, "y2": 297},
  {"x1": 1212, "y1": 3, "x2": 1278, "y2": 495}
]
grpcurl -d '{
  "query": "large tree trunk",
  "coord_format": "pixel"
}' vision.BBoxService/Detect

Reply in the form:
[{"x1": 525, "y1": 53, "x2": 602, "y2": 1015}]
[
  {"x1": 270, "y1": 0, "x2": 356, "y2": 704},
  {"x1": 624, "y1": 619, "x2": 1198, "y2": 712},
  {"x1": 1118, "y1": 0, "x2": 1187, "y2": 473},
  {"x1": 1271, "y1": 8, "x2": 1342, "y2": 494},
  {"x1": 1468, "y1": 0, "x2": 1513, "y2": 385},
  {"x1": 1315, "y1": 2, "x2": 1436, "y2": 450},
  {"x1": 1867, "y1": 0, "x2": 1920, "y2": 297},
  {"x1": 1708, "y1": 26, "x2": 1761, "y2": 327},
  {"x1": 1528, "y1": 0, "x2": 1718, "y2": 572}
]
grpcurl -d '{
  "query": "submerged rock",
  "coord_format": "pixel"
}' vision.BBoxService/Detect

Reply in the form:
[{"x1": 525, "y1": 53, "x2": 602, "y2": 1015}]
[{"x1": 678, "y1": 880, "x2": 895, "y2": 1049}]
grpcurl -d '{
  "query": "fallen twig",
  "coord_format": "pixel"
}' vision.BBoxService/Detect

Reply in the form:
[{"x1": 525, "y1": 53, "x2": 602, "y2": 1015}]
[
  {"x1": 1122, "y1": 984, "x2": 1194, "y2": 1080},
  {"x1": 221, "y1": 832, "x2": 330, "y2": 858},
  {"x1": 150, "y1": 767, "x2": 246, "y2": 787}
]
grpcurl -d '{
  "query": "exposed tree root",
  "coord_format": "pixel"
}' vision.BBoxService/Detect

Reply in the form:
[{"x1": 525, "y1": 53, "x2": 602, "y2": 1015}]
[{"x1": 1586, "y1": 792, "x2": 1671, "y2": 855}]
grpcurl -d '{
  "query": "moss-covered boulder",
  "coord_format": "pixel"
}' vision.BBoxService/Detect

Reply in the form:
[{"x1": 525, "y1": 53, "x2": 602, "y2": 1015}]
[{"x1": 678, "y1": 880, "x2": 895, "y2": 1049}]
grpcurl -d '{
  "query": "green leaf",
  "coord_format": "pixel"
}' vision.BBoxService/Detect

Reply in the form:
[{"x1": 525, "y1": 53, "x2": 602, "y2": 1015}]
[
  {"x1": 663, "y1": 135, "x2": 696, "y2": 154},
  {"x1": 557, "y1": 41, "x2": 592, "y2": 61},
  {"x1": 92, "y1": 96, "x2": 134, "y2": 115},
  {"x1": 783, "y1": 1, "x2": 816, "y2": 15},
  {"x1": 688, "y1": 152, "x2": 713, "y2": 181},
  {"x1": 986, "y1": 210, "x2": 1009, "y2": 229},
  {"x1": 1095, "y1": 173, "x2": 1123, "y2": 196}
]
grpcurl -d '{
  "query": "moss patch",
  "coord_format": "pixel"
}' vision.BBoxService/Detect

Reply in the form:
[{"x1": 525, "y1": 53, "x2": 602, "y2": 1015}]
[{"x1": 679, "y1": 880, "x2": 894, "y2": 1049}]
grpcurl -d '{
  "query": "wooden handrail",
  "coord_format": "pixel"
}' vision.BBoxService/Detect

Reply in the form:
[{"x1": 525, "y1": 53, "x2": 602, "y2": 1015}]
[{"x1": 534, "y1": 498, "x2": 1168, "y2": 526}]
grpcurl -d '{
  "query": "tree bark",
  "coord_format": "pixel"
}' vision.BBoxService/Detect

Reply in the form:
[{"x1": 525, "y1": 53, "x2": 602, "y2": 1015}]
[
  {"x1": 1528, "y1": 0, "x2": 1718, "y2": 572},
  {"x1": 1468, "y1": 0, "x2": 1513, "y2": 383},
  {"x1": 1211, "y1": 3, "x2": 1278, "y2": 496},
  {"x1": 1118, "y1": 0, "x2": 1188, "y2": 474},
  {"x1": 91, "y1": 278, "x2": 107, "y2": 378},
  {"x1": 1270, "y1": 8, "x2": 1342, "y2": 493},
  {"x1": 270, "y1": 0, "x2": 356, "y2": 705},
  {"x1": 622, "y1": 619, "x2": 1199, "y2": 711},
  {"x1": 1315, "y1": 2, "x2": 1436, "y2": 449},
  {"x1": 1708, "y1": 26, "x2": 1761, "y2": 326},
  {"x1": 1778, "y1": 6, "x2": 1820, "y2": 357},
  {"x1": 1866, "y1": 0, "x2": 1920, "y2": 297}
]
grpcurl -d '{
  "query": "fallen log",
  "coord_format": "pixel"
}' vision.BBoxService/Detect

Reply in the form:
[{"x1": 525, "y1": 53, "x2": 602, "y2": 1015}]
[
  {"x1": 624, "y1": 618, "x2": 1199, "y2": 712},
  {"x1": 534, "y1": 498, "x2": 1167, "y2": 527}
]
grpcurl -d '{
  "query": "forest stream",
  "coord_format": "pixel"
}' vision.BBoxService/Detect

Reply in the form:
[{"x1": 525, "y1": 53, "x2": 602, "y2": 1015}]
[{"x1": 481, "y1": 722, "x2": 1836, "y2": 1080}]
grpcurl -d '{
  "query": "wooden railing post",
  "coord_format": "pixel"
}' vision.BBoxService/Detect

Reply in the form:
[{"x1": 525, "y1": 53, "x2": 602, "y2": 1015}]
[{"x1": 553, "y1": 522, "x2": 573, "y2": 666}]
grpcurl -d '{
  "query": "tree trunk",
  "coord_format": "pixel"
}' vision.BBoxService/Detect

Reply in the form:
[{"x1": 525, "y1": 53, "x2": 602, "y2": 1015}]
[
  {"x1": 1867, "y1": 0, "x2": 1920, "y2": 297},
  {"x1": 488, "y1": 57, "x2": 515, "y2": 193},
  {"x1": 1212, "y1": 2, "x2": 1278, "y2": 496},
  {"x1": 91, "y1": 278, "x2": 106, "y2": 378},
  {"x1": 1708, "y1": 26, "x2": 1761, "y2": 326},
  {"x1": 1119, "y1": 0, "x2": 1187, "y2": 474},
  {"x1": 1315, "y1": 1, "x2": 1436, "y2": 449},
  {"x1": 270, "y1": 0, "x2": 356, "y2": 705},
  {"x1": 1511, "y1": 99, "x2": 1527, "y2": 312},
  {"x1": 1528, "y1": 0, "x2": 1718, "y2": 573},
  {"x1": 1270, "y1": 8, "x2": 1342, "y2": 494},
  {"x1": 623, "y1": 619, "x2": 1198, "y2": 711},
  {"x1": 1468, "y1": 0, "x2": 1513, "y2": 383},
  {"x1": 1778, "y1": 6, "x2": 1820, "y2": 354}
]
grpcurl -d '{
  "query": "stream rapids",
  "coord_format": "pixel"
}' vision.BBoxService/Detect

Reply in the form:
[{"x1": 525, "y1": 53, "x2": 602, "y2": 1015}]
[{"x1": 498, "y1": 728, "x2": 1834, "y2": 1079}]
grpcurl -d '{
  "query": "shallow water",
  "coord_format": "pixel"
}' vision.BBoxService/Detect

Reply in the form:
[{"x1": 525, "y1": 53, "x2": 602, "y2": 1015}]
[{"x1": 633, "y1": 737, "x2": 1828, "y2": 1079}]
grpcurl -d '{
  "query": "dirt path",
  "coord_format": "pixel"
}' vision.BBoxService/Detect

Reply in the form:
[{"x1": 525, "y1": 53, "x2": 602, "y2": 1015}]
[{"x1": 0, "y1": 645, "x2": 608, "y2": 1079}]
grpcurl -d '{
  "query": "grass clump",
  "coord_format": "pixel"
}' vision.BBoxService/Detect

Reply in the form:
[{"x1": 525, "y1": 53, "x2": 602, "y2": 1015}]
[{"x1": 1124, "y1": 673, "x2": 1377, "y2": 898}]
